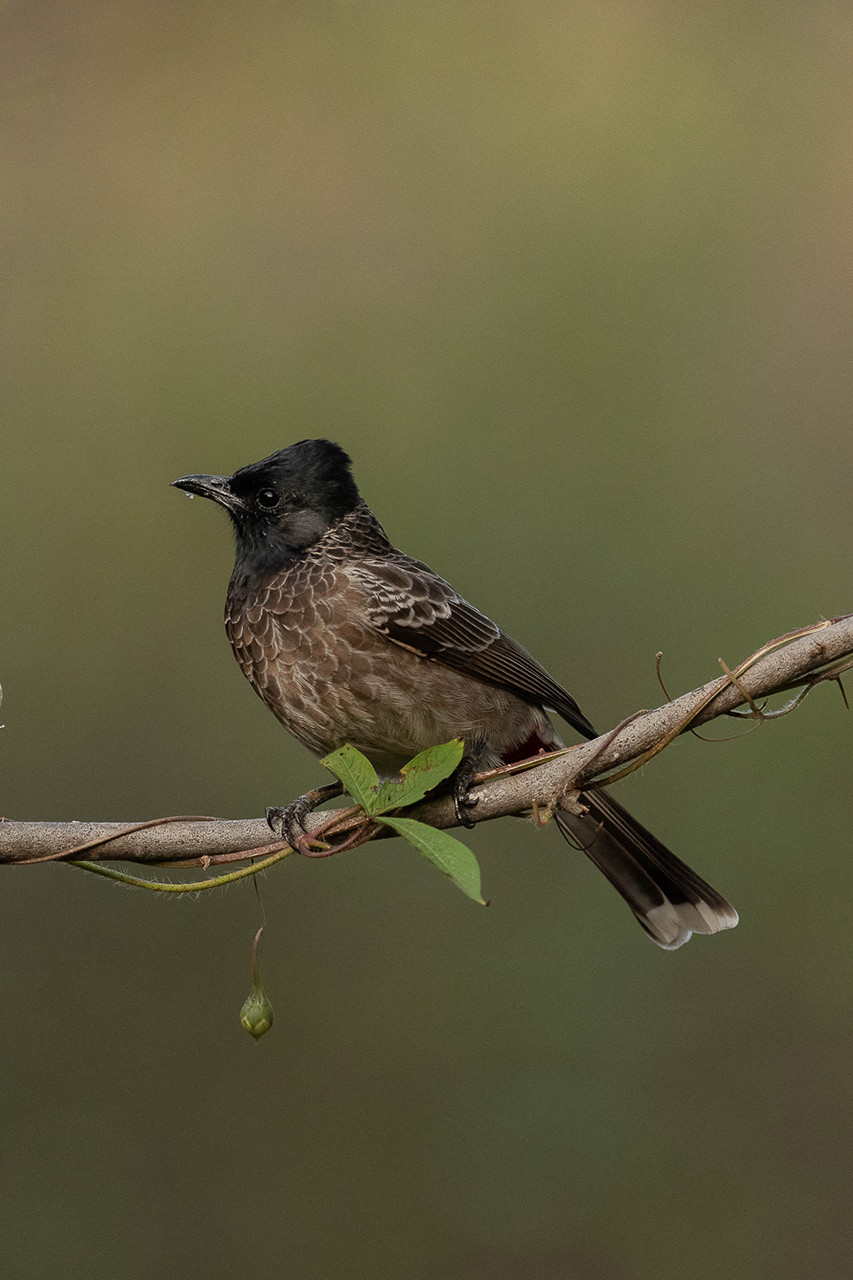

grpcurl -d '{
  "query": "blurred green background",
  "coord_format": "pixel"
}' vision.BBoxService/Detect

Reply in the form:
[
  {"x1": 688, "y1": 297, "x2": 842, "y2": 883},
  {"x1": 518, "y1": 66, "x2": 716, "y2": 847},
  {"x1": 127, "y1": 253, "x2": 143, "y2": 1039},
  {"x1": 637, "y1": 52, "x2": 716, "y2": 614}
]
[{"x1": 2, "y1": 3, "x2": 852, "y2": 1277}]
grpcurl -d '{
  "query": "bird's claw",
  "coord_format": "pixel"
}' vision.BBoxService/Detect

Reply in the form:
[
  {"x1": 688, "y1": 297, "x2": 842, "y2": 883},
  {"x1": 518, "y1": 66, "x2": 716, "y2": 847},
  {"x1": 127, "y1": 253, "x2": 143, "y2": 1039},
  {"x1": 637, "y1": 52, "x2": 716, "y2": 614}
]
[
  {"x1": 266, "y1": 799, "x2": 311, "y2": 848},
  {"x1": 266, "y1": 781, "x2": 344, "y2": 856},
  {"x1": 452, "y1": 759, "x2": 481, "y2": 829},
  {"x1": 454, "y1": 790, "x2": 480, "y2": 829}
]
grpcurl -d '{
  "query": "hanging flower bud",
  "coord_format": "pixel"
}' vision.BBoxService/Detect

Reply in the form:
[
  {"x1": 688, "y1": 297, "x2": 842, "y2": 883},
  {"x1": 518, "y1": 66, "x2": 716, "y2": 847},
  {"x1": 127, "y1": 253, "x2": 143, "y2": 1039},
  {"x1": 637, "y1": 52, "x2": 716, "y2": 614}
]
[{"x1": 240, "y1": 983, "x2": 274, "y2": 1039}]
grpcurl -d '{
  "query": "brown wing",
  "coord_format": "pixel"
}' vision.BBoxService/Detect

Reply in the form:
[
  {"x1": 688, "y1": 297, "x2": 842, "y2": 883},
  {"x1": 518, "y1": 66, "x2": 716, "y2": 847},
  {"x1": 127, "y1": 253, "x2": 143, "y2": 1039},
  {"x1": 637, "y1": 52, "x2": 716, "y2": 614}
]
[{"x1": 354, "y1": 555, "x2": 598, "y2": 741}]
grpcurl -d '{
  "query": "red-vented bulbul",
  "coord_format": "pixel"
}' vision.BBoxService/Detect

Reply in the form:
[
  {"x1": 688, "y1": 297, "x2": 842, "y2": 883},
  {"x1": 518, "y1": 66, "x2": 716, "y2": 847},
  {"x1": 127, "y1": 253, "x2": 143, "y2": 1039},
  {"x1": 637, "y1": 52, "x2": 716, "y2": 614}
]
[{"x1": 173, "y1": 440, "x2": 737, "y2": 949}]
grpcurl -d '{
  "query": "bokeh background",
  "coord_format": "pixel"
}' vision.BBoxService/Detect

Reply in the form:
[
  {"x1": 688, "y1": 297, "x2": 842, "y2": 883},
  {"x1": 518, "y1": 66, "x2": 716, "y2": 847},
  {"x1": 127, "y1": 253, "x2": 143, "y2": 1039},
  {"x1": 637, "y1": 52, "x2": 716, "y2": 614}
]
[{"x1": 2, "y1": 3, "x2": 852, "y2": 1277}]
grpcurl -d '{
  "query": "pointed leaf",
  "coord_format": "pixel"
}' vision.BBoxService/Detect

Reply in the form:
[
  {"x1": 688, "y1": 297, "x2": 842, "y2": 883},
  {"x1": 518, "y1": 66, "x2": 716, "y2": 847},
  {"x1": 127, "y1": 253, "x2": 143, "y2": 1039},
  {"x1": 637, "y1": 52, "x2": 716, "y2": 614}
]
[
  {"x1": 378, "y1": 816, "x2": 487, "y2": 904},
  {"x1": 373, "y1": 738, "x2": 465, "y2": 814},
  {"x1": 320, "y1": 745, "x2": 380, "y2": 812}
]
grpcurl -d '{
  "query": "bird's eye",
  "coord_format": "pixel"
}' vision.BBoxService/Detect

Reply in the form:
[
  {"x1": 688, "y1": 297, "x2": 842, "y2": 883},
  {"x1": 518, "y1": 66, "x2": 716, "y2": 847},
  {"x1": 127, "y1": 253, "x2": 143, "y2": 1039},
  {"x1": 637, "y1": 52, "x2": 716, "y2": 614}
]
[{"x1": 256, "y1": 489, "x2": 279, "y2": 509}]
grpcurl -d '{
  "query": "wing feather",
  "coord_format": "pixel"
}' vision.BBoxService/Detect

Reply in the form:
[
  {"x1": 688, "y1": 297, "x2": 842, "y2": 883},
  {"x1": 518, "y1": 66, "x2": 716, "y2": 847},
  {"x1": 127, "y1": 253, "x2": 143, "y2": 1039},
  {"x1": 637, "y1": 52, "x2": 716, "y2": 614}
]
[{"x1": 354, "y1": 556, "x2": 597, "y2": 741}]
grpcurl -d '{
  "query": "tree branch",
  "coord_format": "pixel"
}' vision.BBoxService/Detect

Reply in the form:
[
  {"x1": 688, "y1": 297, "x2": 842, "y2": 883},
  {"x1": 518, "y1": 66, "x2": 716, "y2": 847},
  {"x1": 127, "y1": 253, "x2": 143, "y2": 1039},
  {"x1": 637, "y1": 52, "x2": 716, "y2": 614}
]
[{"x1": 1, "y1": 614, "x2": 850, "y2": 867}]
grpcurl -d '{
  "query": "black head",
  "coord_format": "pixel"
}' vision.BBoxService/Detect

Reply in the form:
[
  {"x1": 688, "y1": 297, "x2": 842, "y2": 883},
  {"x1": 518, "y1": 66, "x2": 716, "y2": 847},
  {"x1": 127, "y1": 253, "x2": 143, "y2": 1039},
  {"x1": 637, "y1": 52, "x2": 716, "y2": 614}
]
[{"x1": 172, "y1": 439, "x2": 360, "y2": 573}]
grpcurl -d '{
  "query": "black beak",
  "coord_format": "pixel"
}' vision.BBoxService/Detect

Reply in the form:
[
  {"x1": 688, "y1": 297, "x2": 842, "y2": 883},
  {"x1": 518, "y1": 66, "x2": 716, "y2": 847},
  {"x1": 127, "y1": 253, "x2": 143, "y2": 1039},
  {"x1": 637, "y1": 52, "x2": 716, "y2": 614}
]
[{"x1": 171, "y1": 474, "x2": 243, "y2": 512}]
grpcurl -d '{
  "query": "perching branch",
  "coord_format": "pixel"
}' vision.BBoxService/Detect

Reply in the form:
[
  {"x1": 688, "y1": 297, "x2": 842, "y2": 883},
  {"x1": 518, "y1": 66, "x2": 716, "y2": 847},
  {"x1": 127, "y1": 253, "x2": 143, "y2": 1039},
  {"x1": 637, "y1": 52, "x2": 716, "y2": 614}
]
[{"x1": 1, "y1": 614, "x2": 851, "y2": 869}]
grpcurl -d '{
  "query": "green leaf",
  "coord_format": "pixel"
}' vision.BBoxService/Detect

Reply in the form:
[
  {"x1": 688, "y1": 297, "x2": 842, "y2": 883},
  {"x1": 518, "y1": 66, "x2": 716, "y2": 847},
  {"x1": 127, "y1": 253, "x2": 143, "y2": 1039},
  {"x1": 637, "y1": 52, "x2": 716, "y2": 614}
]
[
  {"x1": 373, "y1": 738, "x2": 465, "y2": 814},
  {"x1": 321, "y1": 738, "x2": 466, "y2": 818},
  {"x1": 320, "y1": 745, "x2": 380, "y2": 812},
  {"x1": 378, "y1": 816, "x2": 487, "y2": 905}
]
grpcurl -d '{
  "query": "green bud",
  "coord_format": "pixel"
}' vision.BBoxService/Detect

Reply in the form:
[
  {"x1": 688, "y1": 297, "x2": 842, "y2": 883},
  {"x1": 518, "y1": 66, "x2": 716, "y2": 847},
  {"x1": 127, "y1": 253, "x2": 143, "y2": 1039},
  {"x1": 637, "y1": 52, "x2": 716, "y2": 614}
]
[{"x1": 240, "y1": 983, "x2": 274, "y2": 1040}]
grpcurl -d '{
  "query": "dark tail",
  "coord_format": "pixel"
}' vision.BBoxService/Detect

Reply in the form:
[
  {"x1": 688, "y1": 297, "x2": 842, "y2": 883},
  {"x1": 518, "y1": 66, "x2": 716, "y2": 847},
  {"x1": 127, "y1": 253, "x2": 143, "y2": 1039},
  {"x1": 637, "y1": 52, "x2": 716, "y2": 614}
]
[{"x1": 554, "y1": 788, "x2": 738, "y2": 949}]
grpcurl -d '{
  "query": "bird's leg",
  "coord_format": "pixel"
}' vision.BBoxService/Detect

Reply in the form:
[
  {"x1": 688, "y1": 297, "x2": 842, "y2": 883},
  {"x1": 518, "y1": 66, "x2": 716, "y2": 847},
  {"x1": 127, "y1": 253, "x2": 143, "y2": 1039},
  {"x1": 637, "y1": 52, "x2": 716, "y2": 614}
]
[
  {"x1": 452, "y1": 740, "x2": 487, "y2": 829},
  {"x1": 267, "y1": 781, "x2": 344, "y2": 853}
]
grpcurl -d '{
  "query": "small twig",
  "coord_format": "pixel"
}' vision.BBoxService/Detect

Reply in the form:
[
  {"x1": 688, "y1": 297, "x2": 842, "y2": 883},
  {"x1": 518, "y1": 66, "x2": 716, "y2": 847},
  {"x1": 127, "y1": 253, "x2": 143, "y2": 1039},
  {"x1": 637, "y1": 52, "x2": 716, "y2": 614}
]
[
  {"x1": 655, "y1": 649, "x2": 750, "y2": 743},
  {"x1": 718, "y1": 657, "x2": 765, "y2": 718},
  {"x1": 582, "y1": 710, "x2": 648, "y2": 775}
]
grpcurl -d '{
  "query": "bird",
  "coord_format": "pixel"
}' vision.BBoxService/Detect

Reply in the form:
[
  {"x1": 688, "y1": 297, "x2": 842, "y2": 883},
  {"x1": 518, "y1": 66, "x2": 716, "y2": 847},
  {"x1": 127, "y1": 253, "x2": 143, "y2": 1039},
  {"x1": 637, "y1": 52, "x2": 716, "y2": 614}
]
[{"x1": 172, "y1": 439, "x2": 737, "y2": 949}]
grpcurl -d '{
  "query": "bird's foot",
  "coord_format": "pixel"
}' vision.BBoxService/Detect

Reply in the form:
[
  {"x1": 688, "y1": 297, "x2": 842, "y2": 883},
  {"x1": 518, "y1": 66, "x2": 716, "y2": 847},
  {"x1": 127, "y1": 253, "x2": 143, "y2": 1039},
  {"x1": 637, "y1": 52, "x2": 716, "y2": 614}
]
[
  {"x1": 266, "y1": 781, "x2": 344, "y2": 857},
  {"x1": 452, "y1": 751, "x2": 483, "y2": 829}
]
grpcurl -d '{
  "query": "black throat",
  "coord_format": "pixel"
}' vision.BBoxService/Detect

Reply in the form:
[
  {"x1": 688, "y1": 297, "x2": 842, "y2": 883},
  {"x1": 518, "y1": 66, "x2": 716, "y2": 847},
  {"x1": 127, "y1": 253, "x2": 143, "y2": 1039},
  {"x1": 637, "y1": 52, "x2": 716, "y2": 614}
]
[{"x1": 229, "y1": 506, "x2": 336, "y2": 585}]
